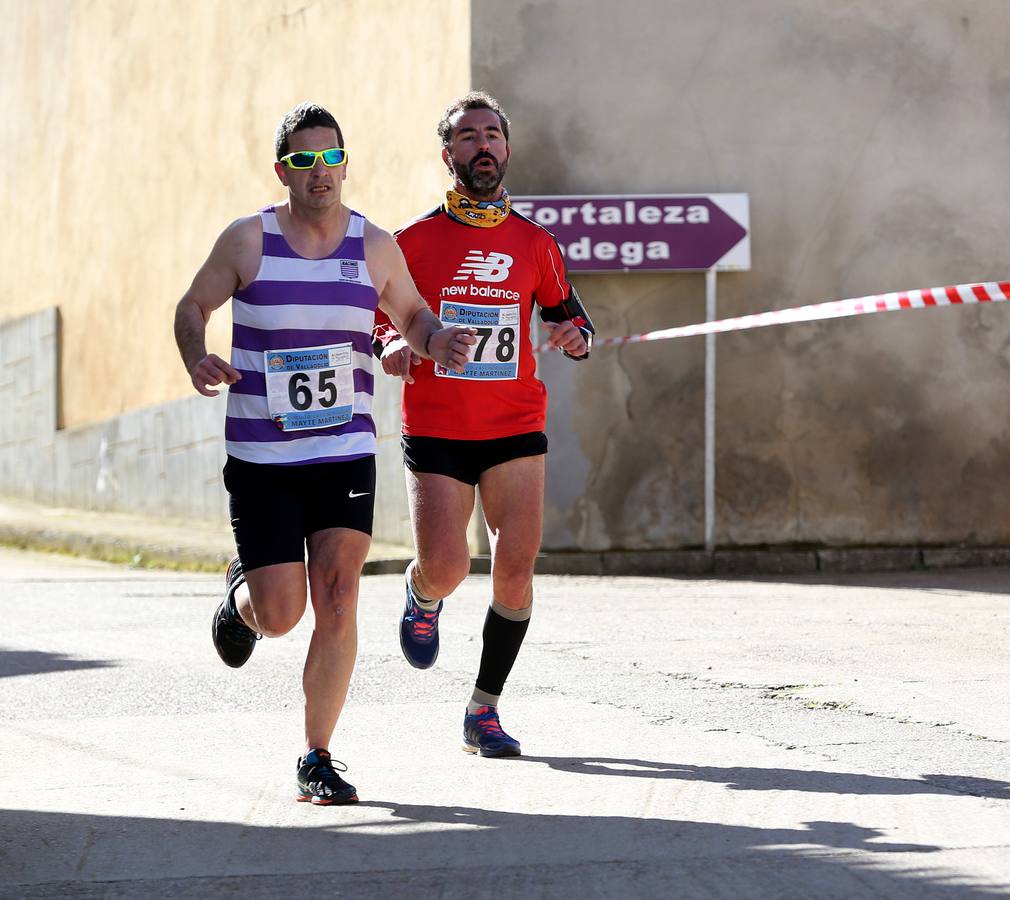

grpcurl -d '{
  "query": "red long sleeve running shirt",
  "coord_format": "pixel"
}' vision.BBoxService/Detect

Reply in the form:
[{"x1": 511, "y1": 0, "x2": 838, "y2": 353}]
[{"x1": 374, "y1": 206, "x2": 571, "y2": 440}]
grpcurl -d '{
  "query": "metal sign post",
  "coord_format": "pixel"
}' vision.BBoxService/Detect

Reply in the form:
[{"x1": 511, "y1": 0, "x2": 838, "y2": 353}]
[{"x1": 705, "y1": 266, "x2": 717, "y2": 554}]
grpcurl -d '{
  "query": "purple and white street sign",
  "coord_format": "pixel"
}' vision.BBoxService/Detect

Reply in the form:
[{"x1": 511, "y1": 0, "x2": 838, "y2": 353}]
[{"x1": 510, "y1": 194, "x2": 750, "y2": 273}]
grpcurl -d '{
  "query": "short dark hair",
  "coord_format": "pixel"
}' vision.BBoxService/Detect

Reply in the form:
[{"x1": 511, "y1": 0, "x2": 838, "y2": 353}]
[
  {"x1": 436, "y1": 91, "x2": 510, "y2": 147},
  {"x1": 274, "y1": 102, "x2": 344, "y2": 159}
]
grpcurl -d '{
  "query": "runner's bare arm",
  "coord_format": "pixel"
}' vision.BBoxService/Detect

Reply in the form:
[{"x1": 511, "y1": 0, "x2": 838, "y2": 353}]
[
  {"x1": 378, "y1": 336, "x2": 418, "y2": 381},
  {"x1": 174, "y1": 218, "x2": 258, "y2": 397},
  {"x1": 364, "y1": 223, "x2": 475, "y2": 378},
  {"x1": 372, "y1": 315, "x2": 418, "y2": 382}
]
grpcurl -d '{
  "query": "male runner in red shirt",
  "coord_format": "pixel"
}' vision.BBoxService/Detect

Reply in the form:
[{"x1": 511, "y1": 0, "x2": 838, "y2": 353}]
[{"x1": 374, "y1": 92, "x2": 593, "y2": 757}]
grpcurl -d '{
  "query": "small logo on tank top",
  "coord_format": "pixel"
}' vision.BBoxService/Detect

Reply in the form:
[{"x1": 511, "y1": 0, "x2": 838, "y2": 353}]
[
  {"x1": 339, "y1": 259, "x2": 360, "y2": 281},
  {"x1": 268, "y1": 354, "x2": 284, "y2": 370}
]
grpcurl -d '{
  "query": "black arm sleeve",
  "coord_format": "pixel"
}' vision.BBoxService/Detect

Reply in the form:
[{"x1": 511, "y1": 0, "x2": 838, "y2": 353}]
[{"x1": 539, "y1": 284, "x2": 595, "y2": 360}]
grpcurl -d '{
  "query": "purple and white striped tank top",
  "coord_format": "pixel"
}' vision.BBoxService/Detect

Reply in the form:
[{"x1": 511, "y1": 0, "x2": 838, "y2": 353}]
[{"x1": 225, "y1": 206, "x2": 378, "y2": 465}]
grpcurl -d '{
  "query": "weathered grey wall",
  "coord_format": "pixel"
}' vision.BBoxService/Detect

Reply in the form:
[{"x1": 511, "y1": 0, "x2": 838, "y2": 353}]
[
  {"x1": 0, "y1": 309, "x2": 59, "y2": 503},
  {"x1": 0, "y1": 309, "x2": 414, "y2": 542},
  {"x1": 474, "y1": 0, "x2": 1010, "y2": 549},
  {"x1": 0, "y1": 309, "x2": 226, "y2": 519}
]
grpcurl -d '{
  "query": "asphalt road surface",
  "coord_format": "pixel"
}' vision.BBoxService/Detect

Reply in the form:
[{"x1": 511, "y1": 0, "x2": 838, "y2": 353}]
[{"x1": 1, "y1": 547, "x2": 1008, "y2": 898}]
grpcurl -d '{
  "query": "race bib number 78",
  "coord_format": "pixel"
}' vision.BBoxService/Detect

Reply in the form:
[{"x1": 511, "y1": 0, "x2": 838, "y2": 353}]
[
  {"x1": 435, "y1": 301, "x2": 520, "y2": 381},
  {"x1": 264, "y1": 343, "x2": 355, "y2": 431}
]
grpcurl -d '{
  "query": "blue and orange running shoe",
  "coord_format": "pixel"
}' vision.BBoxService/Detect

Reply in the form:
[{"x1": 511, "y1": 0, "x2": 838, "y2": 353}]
[
  {"x1": 398, "y1": 576, "x2": 442, "y2": 669},
  {"x1": 463, "y1": 706, "x2": 522, "y2": 758},
  {"x1": 296, "y1": 749, "x2": 358, "y2": 805}
]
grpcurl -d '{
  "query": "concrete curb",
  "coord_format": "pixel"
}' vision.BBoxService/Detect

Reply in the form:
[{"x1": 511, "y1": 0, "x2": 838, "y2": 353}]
[
  {"x1": 499, "y1": 546, "x2": 1010, "y2": 577},
  {"x1": 0, "y1": 523, "x2": 416, "y2": 576},
  {"x1": 6, "y1": 520, "x2": 1010, "y2": 576},
  {"x1": 0, "y1": 523, "x2": 232, "y2": 573}
]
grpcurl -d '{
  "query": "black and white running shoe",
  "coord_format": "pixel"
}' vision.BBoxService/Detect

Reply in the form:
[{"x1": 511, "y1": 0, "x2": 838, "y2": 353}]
[
  {"x1": 296, "y1": 749, "x2": 359, "y2": 805},
  {"x1": 211, "y1": 556, "x2": 259, "y2": 668}
]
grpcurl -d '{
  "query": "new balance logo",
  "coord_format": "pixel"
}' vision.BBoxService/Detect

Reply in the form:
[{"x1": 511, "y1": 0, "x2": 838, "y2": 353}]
[{"x1": 452, "y1": 251, "x2": 514, "y2": 283}]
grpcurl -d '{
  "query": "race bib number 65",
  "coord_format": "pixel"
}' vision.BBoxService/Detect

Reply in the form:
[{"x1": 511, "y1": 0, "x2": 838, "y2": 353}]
[
  {"x1": 264, "y1": 343, "x2": 355, "y2": 431},
  {"x1": 435, "y1": 301, "x2": 520, "y2": 381}
]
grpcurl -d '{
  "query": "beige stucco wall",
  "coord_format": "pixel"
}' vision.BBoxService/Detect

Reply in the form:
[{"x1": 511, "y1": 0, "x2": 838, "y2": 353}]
[
  {"x1": 1, "y1": 0, "x2": 469, "y2": 428},
  {"x1": 474, "y1": 0, "x2": 1010, "y2": 549}
]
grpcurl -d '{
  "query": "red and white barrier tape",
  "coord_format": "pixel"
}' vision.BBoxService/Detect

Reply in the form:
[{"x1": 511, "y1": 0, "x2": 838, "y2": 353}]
[{"x1": 537, "y1": 281, "x2": 1010, "y2": 352}]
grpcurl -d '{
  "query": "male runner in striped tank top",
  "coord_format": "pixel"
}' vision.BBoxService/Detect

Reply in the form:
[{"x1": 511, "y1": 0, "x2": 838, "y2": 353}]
[{"x1": 174, "y1": 102, "x2": 475, "y2": 804}]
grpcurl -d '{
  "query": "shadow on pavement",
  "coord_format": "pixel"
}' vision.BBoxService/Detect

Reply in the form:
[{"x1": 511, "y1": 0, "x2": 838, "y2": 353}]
[
  {"x1": 4, "y1": 804, "x2": 1001, "y2": 899},
  {"x1": 517, "y1": 757, "x2": 1010, "y2": 800},
  {"x1": 0, "y1": 648, "x2": 117, "y2": 679}
]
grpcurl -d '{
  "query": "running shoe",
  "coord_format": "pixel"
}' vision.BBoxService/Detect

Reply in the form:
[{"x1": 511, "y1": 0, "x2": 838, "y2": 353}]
[
  {"x1": 296, "y1": 749, "x2": 358, "y2": 805},
  {"x1": 211, "y1": 556, "x2": 259, "y2": 668},
  {"x1": 462, "y1": 706, "x2": 521, "y2": 758},
  {"x1": 398, "y1": 576, "x2": 442, "y2": 669}
]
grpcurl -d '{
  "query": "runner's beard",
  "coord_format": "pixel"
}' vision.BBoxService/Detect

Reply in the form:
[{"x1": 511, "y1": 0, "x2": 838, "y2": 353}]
[{"x1": 456, "y1": 154, "x2": 508, "y2": 196}]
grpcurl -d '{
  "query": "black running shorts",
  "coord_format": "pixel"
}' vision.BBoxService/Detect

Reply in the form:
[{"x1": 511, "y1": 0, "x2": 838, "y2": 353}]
[
  {"x1": 400, "y1": 431, "x2": 548, "y2": 487},
  {"x1": 222, "y1": 455, "x2": 375, "y2": 572}
]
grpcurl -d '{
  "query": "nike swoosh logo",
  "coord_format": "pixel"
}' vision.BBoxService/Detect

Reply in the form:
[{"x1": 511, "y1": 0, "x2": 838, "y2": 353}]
[{"x1": 348, "y1": 490, "x2": 370, "y2": 498}]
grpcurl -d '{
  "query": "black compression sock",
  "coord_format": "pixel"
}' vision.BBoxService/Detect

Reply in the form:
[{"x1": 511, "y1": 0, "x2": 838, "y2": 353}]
[{"x1": 474, "y1": 599, "x2": 532, "y2": 698}]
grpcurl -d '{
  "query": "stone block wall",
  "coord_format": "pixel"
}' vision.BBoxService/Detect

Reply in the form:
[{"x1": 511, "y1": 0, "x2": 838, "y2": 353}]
[{"x1": 0, "y1": 308, "x2": 415, "y2": 544}]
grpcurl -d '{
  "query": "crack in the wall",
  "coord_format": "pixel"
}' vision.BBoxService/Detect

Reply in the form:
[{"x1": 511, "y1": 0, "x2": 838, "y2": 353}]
[{"x1": 262, "y1": 0, "x2": 322, "y2": 33}]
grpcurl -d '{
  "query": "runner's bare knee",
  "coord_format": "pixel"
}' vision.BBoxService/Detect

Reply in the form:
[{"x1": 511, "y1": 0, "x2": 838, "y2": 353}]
[
  {"x1": 309, "y1": 573, "x2": 359, "y2": 636},
  {"x1": 252, "y1": 593, "x2": 305, "y2": 636},
  {"x1": 415, "y1": 550, "x2": 470, "y2": 598}
]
